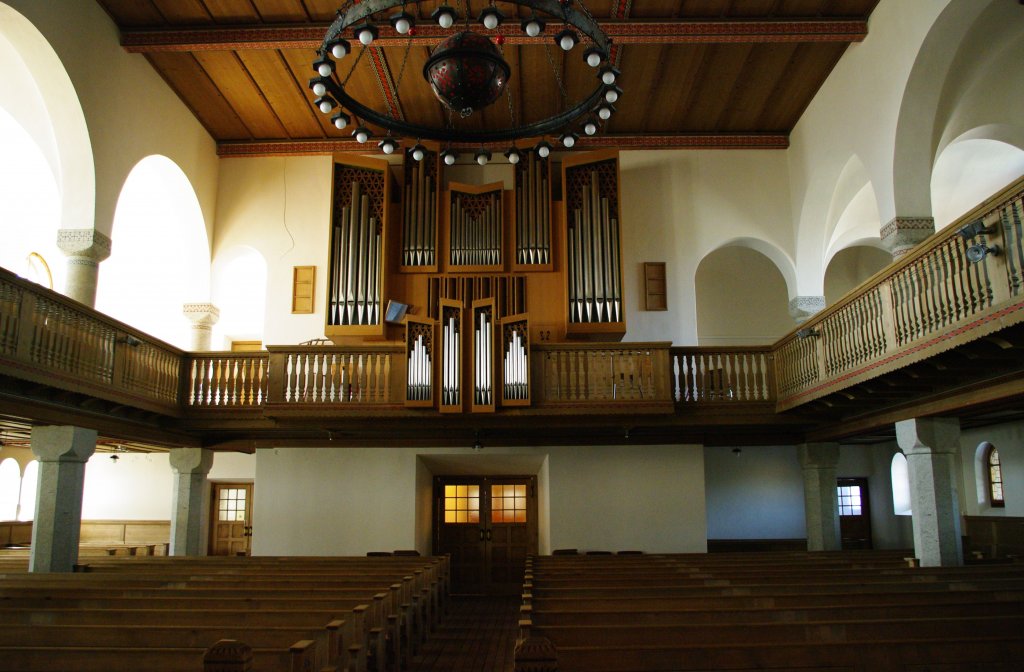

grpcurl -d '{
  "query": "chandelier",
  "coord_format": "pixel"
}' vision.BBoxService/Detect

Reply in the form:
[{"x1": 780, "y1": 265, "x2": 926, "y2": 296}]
[{"x1": 309, "y1": 1, "x2": 621, "y2": 163}]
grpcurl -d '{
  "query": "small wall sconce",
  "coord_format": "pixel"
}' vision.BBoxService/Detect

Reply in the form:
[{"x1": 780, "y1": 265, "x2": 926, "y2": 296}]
[
  {"x1": 966, "y1": 243, "x2": 1000, "y2": 264},
  {"x1": 796, "y1": 326, "x2": 819, "y2": 339},
  {"x1": 732, "y1": 448, "x2": 742, "y2": 457},
  {"x1": 472, "y1": 431, "x2": 483, "y2": 451}
]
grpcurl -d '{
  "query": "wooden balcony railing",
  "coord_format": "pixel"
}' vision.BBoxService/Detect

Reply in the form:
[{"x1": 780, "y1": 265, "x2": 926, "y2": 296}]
[
  {"x1": 774, "y1": 175, "x2": 1024, "y2": 411},
  {"x1": 671, "y1": 347, "x2": 775, "y2": 404},
  {"x1": 265, "y1": 346, "x2": 404, "y2": 408},
  {"x1": 186, "y1": 352, "x2": 269, "y2": 409},
  {"x1": 531, "y1": 342, "x2": 674, "y2": 410},
  {"x1": 0, "y1": 268, "x2": 183, "y2": 415}
]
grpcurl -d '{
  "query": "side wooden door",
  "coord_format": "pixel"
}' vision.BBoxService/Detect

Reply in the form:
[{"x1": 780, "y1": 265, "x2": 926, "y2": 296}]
[
  {"x1": 434, "y1": 476, "x2": 538, "y2": 595},
  {"x1": 208, "y1": 482, "x2": 253, "y2": 556},
  {"x1": 837, "y1": 477, "x2": 873, "y2": 550}
]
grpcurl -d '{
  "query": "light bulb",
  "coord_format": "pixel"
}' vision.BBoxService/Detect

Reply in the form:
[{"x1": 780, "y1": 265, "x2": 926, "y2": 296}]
[
  {"x1": 313, "y1": 82, "x2": 326, "y2": 97},
  {"x1": 477, "y1": 153, "x2": 489, "y2": 166},
  {"x1": 395, "y1": 18, "x2": 410, "y2": 34},
  {"x1": 355, "y1": 129, "x2": 369, "y2": 143},
  {"x1": 359, "y1": 29, "x2": 374, "y2": 46},
  {"x1": 483, "y1": 14, "x2": 498, "y2": 30},
  {"x1": 380, "y1": 140, "x2": 396, "y2": 154},
  {"x1": 562, "y1": 135, "x2": 576, "y2": 148},
  {"x1": 318, "y1": 62, "x2": 333, "y2": 77},
  {"x1": 605, "y1": 89, "x2": 619, "y2": 103},
  {"x1": 332, "y1": 42, "x2": 349, "y2": 59},
  {"x1": 443, "y1": 152, "x2": 456, "y2": 165},
  {"x1": 598, "y1": 106, "x2": 612, "y2": 120},
  {"x1": 319, "y1": 99, "x2": 333, "y2": 113},
  {"x1": 602, "y1": 71, "x2": 616, "y2": 85},
  {"x1": 560, "y1": 34, "x2": 575, "y2": 51},
  {"x1": 538, "y1": 145, "x2": 550, "y2": 158},
  {"x1": 526, "y1": 20, "x2": 541, "y2": 37},
  {"x1": 587, "y1": 52, "x2": 601, "y2": 67},
  {"x1": 332, "y1": 113, "x2": 349, "y2": 130},
  {"x1": 412, "y1": 148, "x2": 425, "y2": 161},
  {"x1": 508, "y1": 152, "x2": 520, "y2": 164},
  {"x1": 585, "y1": 122, "x2": 597, "y2": 135},
  {"x1": 440, "y1": 14, "x2": 453, "y2": 28}
]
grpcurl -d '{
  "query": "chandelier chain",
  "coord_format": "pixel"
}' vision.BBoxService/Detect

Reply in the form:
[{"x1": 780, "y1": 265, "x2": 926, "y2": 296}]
[
  {"x1": 390, "y1": 37, "x2": 414, "y2": 120},
  {"x1": 543, "y1": 41, "x2": 569, "y2": 108}
]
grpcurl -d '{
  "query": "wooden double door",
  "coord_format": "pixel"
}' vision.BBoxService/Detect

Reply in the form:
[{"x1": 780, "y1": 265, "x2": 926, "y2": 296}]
[{"x1": 433, "y1": 476, "x2": 538, "y2": 595}]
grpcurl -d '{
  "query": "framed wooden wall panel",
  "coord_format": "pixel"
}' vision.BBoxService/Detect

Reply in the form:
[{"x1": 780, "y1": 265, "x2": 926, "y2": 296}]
[{"x1": 291, "y1": 265, "x2": 315, "y2": 314}]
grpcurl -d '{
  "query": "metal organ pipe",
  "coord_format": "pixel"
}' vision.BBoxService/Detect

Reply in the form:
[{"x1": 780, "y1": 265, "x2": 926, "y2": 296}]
[
  {"x1": 568, "y1": 170, "x2": 621, "y2": 324},
  {"x1": 330, "y1": 181, "x2": 381, "y2": 327}
]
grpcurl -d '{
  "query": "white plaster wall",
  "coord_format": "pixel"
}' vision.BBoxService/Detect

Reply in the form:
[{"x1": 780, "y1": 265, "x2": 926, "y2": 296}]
[
  {"x1": 253, "y1": 444, "x2": 706, "y2": 556},
  {"x1": 704, "y1": 446, "x2": 805, "y2": 540},
  {"x1": 4, "y1": 0, "x2": 219, "y2": 240},
  {"x1": 82, "y1": 453, "x2": 172, "y2": 520}
]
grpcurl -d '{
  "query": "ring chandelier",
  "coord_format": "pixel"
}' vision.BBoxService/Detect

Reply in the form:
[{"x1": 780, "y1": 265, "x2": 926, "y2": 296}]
[{"x1": 309, "y1": 0, "x2": 622, "y2": 165}]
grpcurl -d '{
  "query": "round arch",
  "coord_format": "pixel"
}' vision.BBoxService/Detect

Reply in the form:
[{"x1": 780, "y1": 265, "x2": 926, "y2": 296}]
[
  {"x1": 0, "y1": 3, "x2": 94, "y2": 236},
  {"x1": 932, "y1": 134, "x2": 1024, "y2": 230},
  {"x1": 211, "y1": 244, "x2": 269, "y2": 350},
  {"x1": 695, "y1": 242, "x2": 795, "y2": 345},
  {"x1": 97, "y1": 155, "x2": 210, "y2": 349}
]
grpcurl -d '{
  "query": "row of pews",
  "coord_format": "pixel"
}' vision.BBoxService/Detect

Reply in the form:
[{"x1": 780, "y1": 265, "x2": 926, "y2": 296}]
[
  {"x1": 0, "y1": 553, "x2": 449, "y2": 672},
  {"x1": 516, "y1": 550, "x2": 1024, "y2": 671}
]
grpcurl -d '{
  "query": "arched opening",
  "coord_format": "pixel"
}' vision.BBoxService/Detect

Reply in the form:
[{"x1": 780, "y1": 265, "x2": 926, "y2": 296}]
[
  {"x1": 891, "y1": 452, "x2": 911, "y2": 516},
  {"x1": 0, "y1": 458, "x2": 20, "y2": 521},
  {"x1": 97, "y1": 155, "x2": 210, "y2": 349},
  {"x1": 824, "y1": 245, "x2": 892, "y2": 306},
  {"x1": 974, "y1": 441, "x2": 1005, "y2": 509},
  {"x1": 0, "y1": 3, "x2": 95, "y2": 283},
  {"x1": 17, "y1": 459, "x2": 38, "y2": 522},
  {"x1": 0, "y1": 101, "x2": 63, "y2": 290},
  {"x1": 695, "y1": 245, "x2": 793, "y2": 345},
  {"x1": 211, "y1": 245, "x2": 269, "y2": 350},
  {"x1": 932, "y1": 138, "x2": 1024, "y2": 229}
]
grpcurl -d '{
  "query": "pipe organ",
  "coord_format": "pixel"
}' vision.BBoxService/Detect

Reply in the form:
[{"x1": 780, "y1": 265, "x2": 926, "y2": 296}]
[
  {"x1": 401, "y1": 147, "x2": 438, "y2": 271},
  {"x1": 563, "y1": 150, "x2": 625, "y2": 339},
  {"x1": 326, "y1": 155, "x2": 390, "y2": 338},
  {"x1": 471, "y1": 299, "x2": 496, "y2": 412},
  {"x1": 515, "y1": 152, "x2": 552, "y2": 269},
  {"x1": 405, "y1": 316, "x2": 434, "y2": 407},
  {"x1": 501, "y1": 314, "x2": 531, "y2": 406},
  {"x1": 439, "y1": 299, "x2": 463, "y2": 413},
  {"x1": 323, "y1": 150, "x2": 626, "y2": 408},
  {"x1": 449, "y1": 182, "x2": 504, "y2": 269}
]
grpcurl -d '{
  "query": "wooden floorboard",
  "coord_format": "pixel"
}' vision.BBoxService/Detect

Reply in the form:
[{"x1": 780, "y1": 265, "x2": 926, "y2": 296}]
[{"x1": 409, "y1": 596, "x2": 519, "y2": 672}]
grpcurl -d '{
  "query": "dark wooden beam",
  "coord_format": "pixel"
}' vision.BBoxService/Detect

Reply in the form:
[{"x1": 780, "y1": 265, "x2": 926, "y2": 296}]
[
  {"x1": 217, "y1": 133, "x2": 789, "y2": 156},
  {"x1": 122, "y1": 19, "x2": 868, "y2": 53}
]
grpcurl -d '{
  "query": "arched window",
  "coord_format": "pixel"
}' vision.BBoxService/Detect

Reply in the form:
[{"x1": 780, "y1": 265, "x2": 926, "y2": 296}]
[
  {"x1": 17, "y1": 460, "x2": 38, "y2": 522},
  {"x1": 891, "y1": 452, "x2": 911, "y2": 516},
  {"x1": 987, "y1": 445, "x2": 1004, "y2": 508},
  {"x1": 0, "y1": 458, "x2": 20, "y2": 521}
]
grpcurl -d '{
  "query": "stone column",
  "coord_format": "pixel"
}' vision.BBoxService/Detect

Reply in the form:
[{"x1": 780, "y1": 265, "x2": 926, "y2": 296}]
[
  {"x1": 895, "y1": 417, "x2": 963, "y2": 567},
  {"x1": 788, "y1": 296, "x2": 826, "y2": 324},
  {"x1": 183, "y1": 303, "x2": 220, "y2": 352},
  {"x1": 56, "y1": 229, "x2": 112, "y2": 308},
  {"x1": 797, "y1": 442, "x2": 841, "y2": 551},
  {"x1": 169, "y1": 447, "x2": 214, "y2": 556},
  {"x1": 29, "y1": 426, "x2": 97, "y2": 572},
  {"x1": 880, "y1": 217, "x2": 934, "y2": 260}
]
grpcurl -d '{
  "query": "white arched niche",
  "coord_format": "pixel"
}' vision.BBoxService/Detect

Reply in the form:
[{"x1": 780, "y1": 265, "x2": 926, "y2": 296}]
[
  {"x1": 17, "y1": 459, "x2": 38, "y2": 522},
  {"x1": 0, "y1": 457, "x2": 20, "y2": 521},
  {"x1": 97, "y1": 155, "x2": 210, "y2": 349},
  {"x1": 931, "y1": 137, "x2": 1024, "y2": 230},
  {"x1": 211, "y1": 245, "x2": 268, "y2": 350},
  {"x1": 891, "y1": 452, "x2": 911, "y2": 516},
  {"x1": 695, "y1": 243, "x2": 795, "y2": 346}
]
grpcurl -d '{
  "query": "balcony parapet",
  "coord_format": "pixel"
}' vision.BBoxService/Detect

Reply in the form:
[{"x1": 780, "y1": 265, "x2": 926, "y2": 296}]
[
  {"x1": 0, "y1": 268, "x2": 183, "y2": 416},
  {"x1": 774, "y1": 175, "x2": 1024, "y2": 411}
]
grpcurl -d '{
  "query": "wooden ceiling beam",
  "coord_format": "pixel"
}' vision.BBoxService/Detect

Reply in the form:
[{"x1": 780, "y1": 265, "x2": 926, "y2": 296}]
[
  {"x1": 217, "y1": 133, "x2": 789, "y2": 156},
  {"x1": 122, "y1": 19, "x2": 867, "y2": 53}
]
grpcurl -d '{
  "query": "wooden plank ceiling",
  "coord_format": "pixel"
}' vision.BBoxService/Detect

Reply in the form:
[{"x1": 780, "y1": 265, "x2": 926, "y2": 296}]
[{"x1": 96, "y1": 0, "x2": 879, "y2": 156}]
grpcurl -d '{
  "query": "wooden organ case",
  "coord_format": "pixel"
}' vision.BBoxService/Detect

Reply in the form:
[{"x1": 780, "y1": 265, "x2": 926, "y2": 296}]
[{"x1": 324, "y1": 149, "x2": 625, "y2": 411}]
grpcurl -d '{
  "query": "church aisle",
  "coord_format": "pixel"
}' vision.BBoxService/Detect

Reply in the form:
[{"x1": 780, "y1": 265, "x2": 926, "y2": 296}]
[{"x1": 409, "y1": 595, "x2": 520, "y2": 672}]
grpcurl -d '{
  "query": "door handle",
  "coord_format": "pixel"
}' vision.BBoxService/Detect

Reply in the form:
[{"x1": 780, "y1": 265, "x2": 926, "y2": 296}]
[
  {"x1": 485, "y1": 529, "x2": 492, "y2": 541},
  {"x1": 479, "y1": 528, "x2": 485, "y2": 541},
  {"x1": 243, "y1": 526, "x2": 253, "y2": 537}
]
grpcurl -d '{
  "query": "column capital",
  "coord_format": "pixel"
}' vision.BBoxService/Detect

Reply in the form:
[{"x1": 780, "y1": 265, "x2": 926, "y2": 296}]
[
  {"x1": 797, "y1": 442, "x2": 840, "y2": 469},
  {"x1": 30, "y1": 426, "x2": 97, "y2": 463},
  {"x1": 56, "y1": 229, "x2": 112, "y2": 263},
  {"x1": 183, "y1": 303, "x2": 221, "y2": 328},
  {"x1": 788, "y1": 296, "x2": 826, "y2": 324},
  {"x1": 896, "y1": 417, "x2": 960, "y2": 455},
  {"x1": 169, "y1": 447, "x2": 214, "y2": 475},
  {"x1": 880, "y1": 217, "x2": 934, "y2": 259}
]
